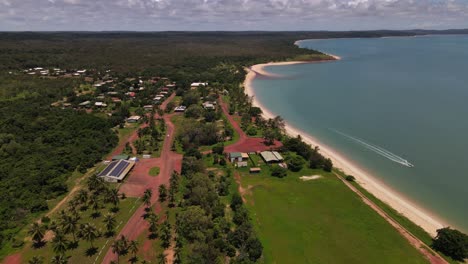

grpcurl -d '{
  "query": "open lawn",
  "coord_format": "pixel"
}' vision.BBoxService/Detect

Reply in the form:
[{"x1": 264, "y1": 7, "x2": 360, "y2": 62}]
[
  {"x1": 239, "y1": 166, "x2": 429, "y2": 264},
  {"x1": 149, "y1": 167, "x2": 160, "y2": 177}
]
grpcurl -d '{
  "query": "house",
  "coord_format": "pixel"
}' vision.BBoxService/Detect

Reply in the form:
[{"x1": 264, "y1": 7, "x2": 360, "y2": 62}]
[
  {"x1": 202, "y1": 102, "x2": 215, "y2": 110},
  {"x1": 154, "y1": 96, "x2": 163, "y2": 102},
  {"x1": 79, "y1": 101, "x2": 91, "y2": 107},
  {"x1": 190, "y1": 82, "x2": 208, "y2": 89},
  {"x1": 260, "y1": 151, "x2": 284, "y2": 164},
  {"x1": 95, "y1": 102, "x2": 107, "y2": 107},
  {"x1": 250, "y1": 167, "x2": 261, "y2": 174},
  {"x1": 144, "y1": 105, "x2": 153, "y2": 111},
  {"x1": 98, "y1": 159, "x2": 135, "y2": 182},
  {"x1": 174, "y1": 106, "x2": 186, "y2": 112},
  {"x1": 127, "y1": 116, "x2": 141, "y2": 123},
  {"x1": 236, "y1": 161, "x2": 248, "y2": 168},
  {"x1": 228, "y1": 152, "x2": 248, "y2": 163}
]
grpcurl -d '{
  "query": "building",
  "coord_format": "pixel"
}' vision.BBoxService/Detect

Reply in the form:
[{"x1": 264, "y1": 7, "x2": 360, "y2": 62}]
[
  {"x1": 174, "y1": 106, "x2": 187, "y2": 112},
  {"x1": 144, "y1": 105, "x2": 153, "y2": 111},
  {"x1": 202, "y1": 102, "x2": 215, "y2": 110},
  {"x1": 250, "y1": 167, "x2": 261, "y2": 174},
  {"x1": 127, "y1": 116, "x2": 141, "y2": 123},
  {"x1": 95, "y1": 102, "x2": 107, "y2": 107},
  {"x1": 98, "y1": 159, "x2": 135, "y2": 182},
  {"x1": 190, "y1": 82, "x2": 208, "y2": 89},
  {"x1": 112, "y1": 154, "x2": 129, "y2": 161},
  {"x1": 260, "y1": 151, "x2": 284, "y2": 164},
  {"x1": 79, "y1": 101, "x2": 91, "y2": 107},
  {"x1": 228, "y1": 152, "x2": 249, "y2": 163}
]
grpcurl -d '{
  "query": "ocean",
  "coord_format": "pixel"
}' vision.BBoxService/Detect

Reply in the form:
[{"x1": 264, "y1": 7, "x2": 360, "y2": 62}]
[{"x1": 251, "y1": 35, "x2": 468, "y2": 232}]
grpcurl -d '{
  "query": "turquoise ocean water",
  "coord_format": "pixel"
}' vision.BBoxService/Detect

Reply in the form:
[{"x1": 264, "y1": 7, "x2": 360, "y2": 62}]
[{"x1": 251, "y1": 35, "x2": 468, "y2": 232}]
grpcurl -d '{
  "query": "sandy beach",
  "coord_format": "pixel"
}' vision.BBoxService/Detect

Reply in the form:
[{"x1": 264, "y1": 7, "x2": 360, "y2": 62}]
[{"x1": 244, "y1": 59, "x2": 447, "y2": 237}]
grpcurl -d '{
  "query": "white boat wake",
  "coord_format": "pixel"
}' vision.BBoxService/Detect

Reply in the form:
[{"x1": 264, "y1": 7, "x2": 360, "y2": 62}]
[{"x1": 330, "y1": 129, "x2": 414, "y2": 168}]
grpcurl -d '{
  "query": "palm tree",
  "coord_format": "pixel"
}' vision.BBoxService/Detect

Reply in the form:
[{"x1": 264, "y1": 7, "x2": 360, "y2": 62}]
[
  {"x1": 88, "y1": 194, "x2": 101, "y2": 217},
  {"x1": 157, "y1": 252, "x2": 167, "y2": 264},
  {"x1": 103, "y1": 213, "x2": 116, "y2": 236},
  {"x1": 61, "y1": 214, "x2": 79, "y2": 244},
  {"x1": 28, "y1": 256, "x2": 44, "y2": 264},
  {"x1": 87, "y1": 174, "x2": 105, "y2": 191},
  {"x1": 142, "y1": 188, "x2": 152, "y2": 209},
  {"x1": 111, "y1": 236, "x2": 129, "y2": 263},
  {"x1": 128, "y1": 240, "x2": 139, "y2": 259},
  {"x1": 160, "y1": 221, "x2": 172, "y2": 249},
  {"x1": 158, "y1": 184, "x2": 167, "y2": 203},
  {"x1": 80, "y1": 223, "x2": 99, "y2": 249},
  {"x1": 147, "y1": 212, "x2": 159, "y2": 238},
  {"x1": 50, "y1": 255, "x2": 70, "y2": 264},
  {"x1": 51, "y1": 230, "x2": 69, "y2": 256},
  {"x1": 28, "y1": 222, "x2": 46, "y2": 247},
  {"x1": 106, "y1": 188, "x2": 120, "y2": 211}
]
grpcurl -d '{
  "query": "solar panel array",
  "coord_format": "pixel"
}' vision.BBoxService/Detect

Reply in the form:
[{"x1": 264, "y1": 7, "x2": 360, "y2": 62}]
[{"x1": 98, "y1": 160, "x2": 133, "y2": 179}]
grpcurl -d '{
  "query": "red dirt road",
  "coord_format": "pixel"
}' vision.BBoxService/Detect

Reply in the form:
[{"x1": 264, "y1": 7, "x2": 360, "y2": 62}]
[
  {"x1": 102, "y1": 98, "x2": 182, "y2": 263},
  {"x1": 218, "y1": 98, "x2": 282, "y2": 153}
]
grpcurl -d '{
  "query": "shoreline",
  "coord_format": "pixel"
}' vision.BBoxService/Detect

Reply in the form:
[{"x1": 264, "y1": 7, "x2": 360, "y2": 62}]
[{"x1": 243, "y1": 59, "x2": 447, "y2": 237}]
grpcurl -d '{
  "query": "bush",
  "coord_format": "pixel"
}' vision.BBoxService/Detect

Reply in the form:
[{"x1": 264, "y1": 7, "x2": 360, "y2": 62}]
[
  {"x1": 212, "y1": 144, "x2": 224, "y2": 155},
  {"x1": 432, "y1": 227, "x2": 468, "y2": 261},
  {"x1": 246, "y1": 126, "x2": 257, "y2": 136},
  {"x1": 271, "y1": 166, "x2": 287, "y2": 178},
  {"x1": 287, "y1": 156, "x2": 305, "y2": 172},
  {"x1": 345, "y1": 175, "x2": 356, "y2": 182},
  {"x1": 41, "y1": 216, "x2": 51, "y2": 223}
]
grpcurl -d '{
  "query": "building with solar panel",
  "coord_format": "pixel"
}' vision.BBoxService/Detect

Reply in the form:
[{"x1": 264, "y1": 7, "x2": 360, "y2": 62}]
[{"x1": 98, "y1": 159, "x2": 135, "y2": 182}]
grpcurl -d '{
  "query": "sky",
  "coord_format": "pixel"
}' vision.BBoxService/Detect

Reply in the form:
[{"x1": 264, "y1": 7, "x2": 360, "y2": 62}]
[{"x1": 0, "y1": 0, "x2": 467, "y2": 31}]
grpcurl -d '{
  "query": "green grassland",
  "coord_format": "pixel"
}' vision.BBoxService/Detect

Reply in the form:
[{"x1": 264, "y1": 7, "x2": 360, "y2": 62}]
[
  {"x1": 238, "y1": 164, "x2": 428, "y2": 264},
  {"x1": 149, "y1": 167, "x2": 161, "y2": 177}
]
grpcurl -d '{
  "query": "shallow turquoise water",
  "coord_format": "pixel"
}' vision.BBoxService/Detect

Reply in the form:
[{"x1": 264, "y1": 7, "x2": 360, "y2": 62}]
[{"x1": 252, "y1": 35, "x2": 468, "y2": 232}]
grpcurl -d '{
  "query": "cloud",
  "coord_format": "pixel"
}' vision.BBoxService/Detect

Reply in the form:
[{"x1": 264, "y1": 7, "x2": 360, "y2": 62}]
[{"x1": 0, "y1": 0, "x2": 467, "y2": 30}]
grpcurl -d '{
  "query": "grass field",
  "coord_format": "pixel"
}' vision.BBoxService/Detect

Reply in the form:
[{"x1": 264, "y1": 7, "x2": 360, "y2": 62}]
[
  {"x1": 238, "y1": 165, "x2": 429, "y2": 264},
  {"x1": 149, "y1": 167, "x2": 160, "y2": 177}
]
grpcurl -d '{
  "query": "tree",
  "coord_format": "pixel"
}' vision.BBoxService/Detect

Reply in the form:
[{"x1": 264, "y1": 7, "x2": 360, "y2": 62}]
[
  {"x1": 50, "y1": 255, "x2": 70, "y2": 264},
  {"x1": 128, "y1": 240, "x2": 139, "y2": 260},
  {"x1": 142, "y1": 188, "x2": 153, "y2": 210},
  {"x1": 271, "y1": 166, "x2": 287, "y2": 178},
  {"x1": 160, "y1": 221, "x2": 172, "y2": 248},
  {"x1": 147, "y1": 212, "x2": 160, "y2": 238},
  {"x1": 28, "y1": 256, "x2": 44, "y2": 264},
  {"x1": 157, "y1": 252, "x2": 167, "y2": 264},
  {"x1": 323, "y1": 158, "x2": 333, "y2": 172},
  {"x1": 52, "y1": 230, "x2": 69, "y2": 256},
  {"x1": 230, "y1": 193, "x2": 243, "y2": 211},
  {"x1": 432, "y1": 227, "x2": 468, "y2": 261},
  {"x1": 28, "y1": 222, "x2": 46, "y2": 247},
  {"x1": 111, "y1": 236, "x2": 129, "y2": 263},
  {"x1": 61, "y1": 214, "x2": 79, "y2": 244},
  {"x1": 246, "y1": 237, "x2": 263, "y2": 261},
  {"x1": 106, "y1": 188, "x2": 120, "y2": 211},
  {"x1": 263, "y1": 129, "x2": 276, "y2": 145},
  {"x1": 159, "y1": 184, "x2": 168, "y2": 203},
  {"x1": 287, "y1": 155, "x2": 305, "y2": 172},
  {"x1": 212, "y1": 144, "x2": 224, "y2": 155},
  {"x1": 80, "y1": 223, "x2": 99, "y2": 249},
  {"x1": 103, "y1": 213, "x2": 117, "y2": 236},
  {"x1": 88, "y1": 194, "x2": 101, "y2": 217},
  {"x1": 87, "y1": 174, "x2": 104, "y2": 192}
]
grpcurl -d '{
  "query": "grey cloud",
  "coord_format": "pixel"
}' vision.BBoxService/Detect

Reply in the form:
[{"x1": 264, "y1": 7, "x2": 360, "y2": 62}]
[{"x1": 0, "y1": 0, "x2": 467, "y2": 31}]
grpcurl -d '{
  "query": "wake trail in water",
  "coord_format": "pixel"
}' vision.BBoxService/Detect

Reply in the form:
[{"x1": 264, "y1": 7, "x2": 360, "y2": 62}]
[{"x1": 330, "y1": 129, "x2": 414, "y2": 168}]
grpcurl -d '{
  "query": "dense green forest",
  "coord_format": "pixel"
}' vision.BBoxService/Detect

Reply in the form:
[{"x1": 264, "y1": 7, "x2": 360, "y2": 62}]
[{"x1": 0, "y1": 74, "x2": 117, "y2": 250}]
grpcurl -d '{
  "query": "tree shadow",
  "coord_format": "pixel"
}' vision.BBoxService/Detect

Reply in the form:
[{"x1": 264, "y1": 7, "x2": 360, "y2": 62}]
[
  {"x1": 148, "y1": 233, "x2": 158, "y2": 240},
  {"x1": 105, "y1": 231, "x2": 115, "y2": 238},
  {"x1": 110, "y1": 206, "x2": 120, "y2": 213},
  {"x1": 91, "y1": 212, "x2": 101, "y2": 219},
  {"x1": 32, "y1": 240, "x2": 46, "y2": 249},
  {"x1": 68, "y1": 241, "x2": 79, "y2": 249},
  {"x1": 85, "y1": 247, "x2": 98, "y2": 256},
  {"x1": 130, "y1": 256, "x2": 139, "y2": 263}
]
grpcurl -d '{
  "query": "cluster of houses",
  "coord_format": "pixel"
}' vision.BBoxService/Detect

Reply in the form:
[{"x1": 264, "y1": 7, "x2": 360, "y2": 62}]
[
  {"x1": 227, "y1": 150, "x2": 285, "y2": 173},
  {"x1": 23, "y1": 67, "x2": 94, "y2": 77}
]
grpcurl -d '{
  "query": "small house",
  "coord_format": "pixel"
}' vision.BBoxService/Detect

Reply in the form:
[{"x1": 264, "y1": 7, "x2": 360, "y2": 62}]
[
  {"x1": 250, "y1": 167, "x2": 261, "y2": 174},
  {"x1": 190, "y1": 82, "x2": 208, "y2": 90},
  {"x1": 260, "y1": 151, "x2": 284, "y2": 164},
  {"x1": 127, "y1": 116, "x2": 141, "y2": 123},
  {"x1": 202, "y1": 102, "x2": 215, "y2": 110},
  {"x1": 174, "y1": 106, "x2": 187, "y2": 112},
  {"x1": 228, "y1": 152, "x2": 248, "y2": 163},
  {"x1": 144, "y1": 105, "x2": 153, "y2": 111}
]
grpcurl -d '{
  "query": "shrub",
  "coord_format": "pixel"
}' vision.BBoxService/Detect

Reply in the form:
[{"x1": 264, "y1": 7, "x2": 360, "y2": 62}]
[
  {"x1": 345, "y1": 175, "x2": 356, "y2": 182},
  {"x1": 287, "y1": 156, "x2": 305, "y2": 172},
  {"x1": 246, "y1": 126, "x2": 257, "y2": 136},
  {"x1": 271, "y1": 166, "x2": 287, "y2": 178}
]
